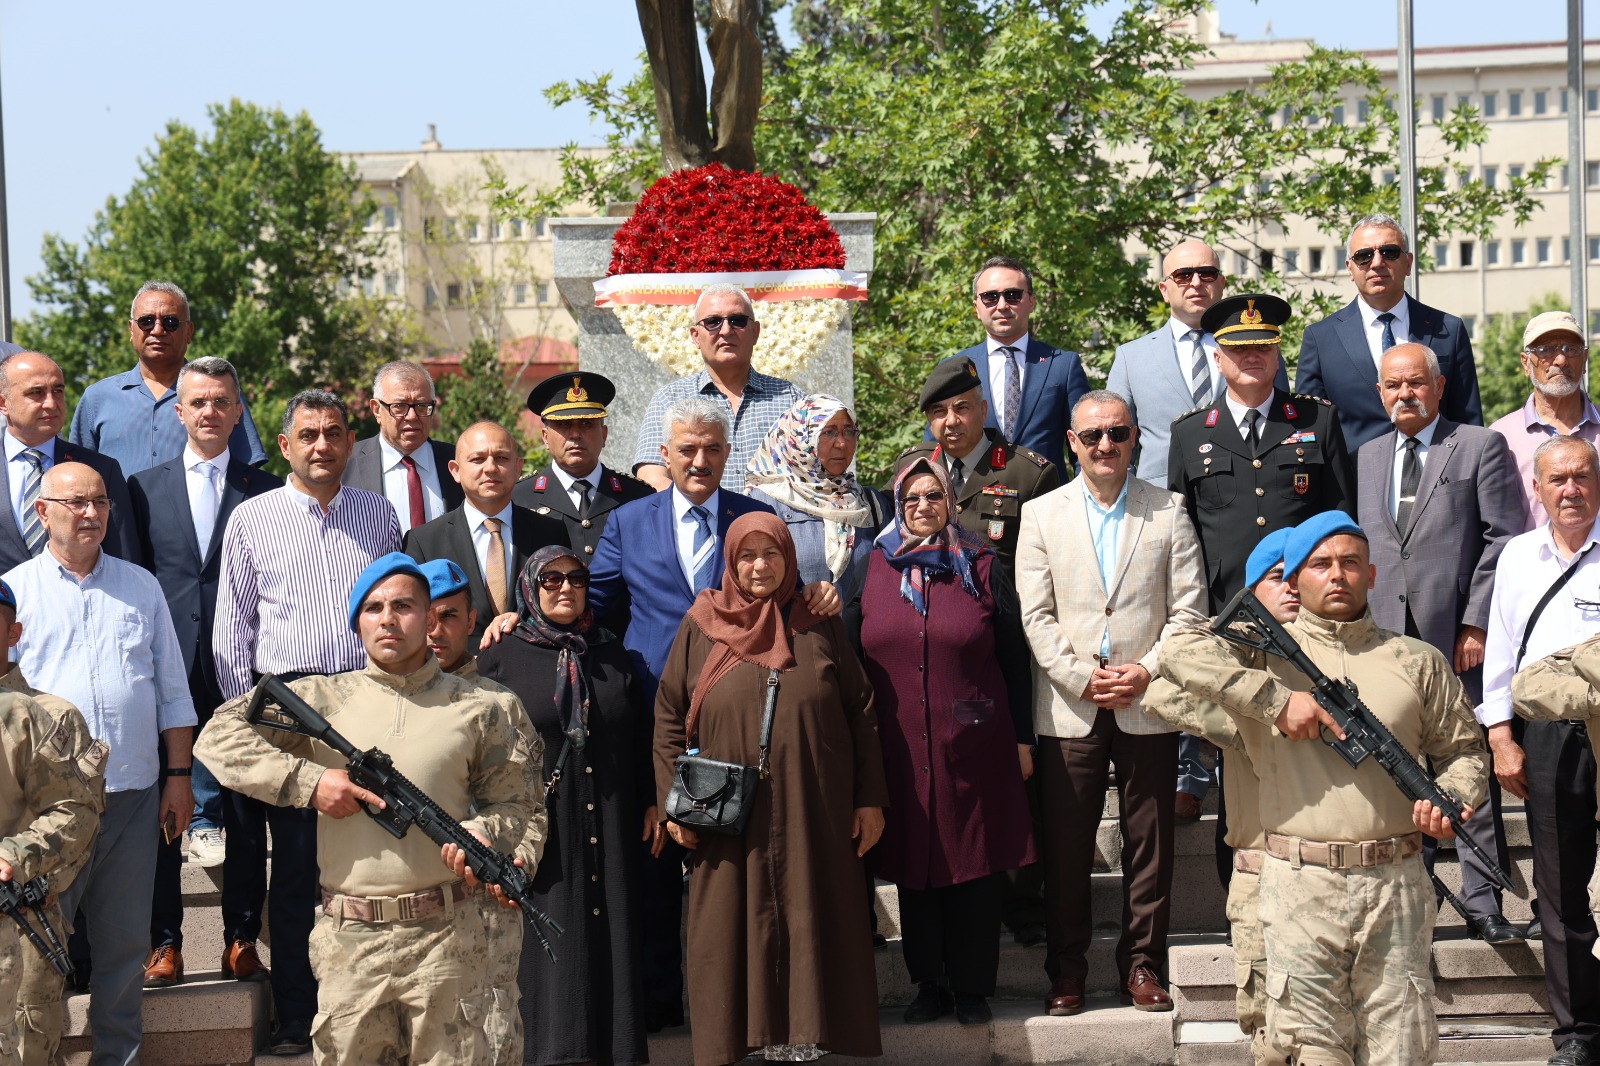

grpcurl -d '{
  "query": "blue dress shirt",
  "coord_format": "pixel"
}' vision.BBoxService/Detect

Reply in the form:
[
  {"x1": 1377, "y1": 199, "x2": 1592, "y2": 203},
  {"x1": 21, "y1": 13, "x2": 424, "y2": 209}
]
[{"x1": 1084, "y1": 479, "x2": 1130, "y2": 658}]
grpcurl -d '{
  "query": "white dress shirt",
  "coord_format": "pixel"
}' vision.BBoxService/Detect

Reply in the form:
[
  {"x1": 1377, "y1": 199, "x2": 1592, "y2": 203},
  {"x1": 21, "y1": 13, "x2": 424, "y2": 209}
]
[
  {"x1": 1224, "y1": 394, "x2": 1274, "y2": 441},
  {"x1": 551, "y1": 462, "x2": 600, "y2": 514},
  {"x1": 464, "y1": 499, "x2": 516, "y2": 590},
  {"x1": 1167, "y1": 317, "x2": 1220, "y2": 400},
  {"x1": 378, "y1": 436, "x2": 446, "y2": 535},
  {"x1": 1478, "y1": 519, "x2": 1600, "y2": 725},
  {"x1": 1357, "y1": 296, "x2": 1412, "y2": 370},
  {"x1": 6, "y1": 433, "x2": 55, "y2": 535},
  {"x1": 1389, "y1": 415, "x2": 1439, "y2": 520},
  {"x1": 672, "y1": 486, "x2": 721, "y2": 591},
  {"x1": 987, "y1": 332, "x2": 1030, "y2": 438},
  {"x1": 185, "y1": 445, "x2": 229, "y2": 552}
]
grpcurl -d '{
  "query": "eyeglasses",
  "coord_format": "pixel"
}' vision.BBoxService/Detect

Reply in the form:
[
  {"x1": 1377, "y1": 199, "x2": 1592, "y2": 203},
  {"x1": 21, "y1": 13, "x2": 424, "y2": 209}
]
[
  {"x1": 818, "y1": 427, "x2": 860, "y2": 442},
  {"x1": 1527, "y1": 342, "x2": 1589, "y2": 361},
  {"x1": 1349, "y1": 244, "x2": 1406, "y2": 267},
  {"x1": 133, "y1": 314, "x2": 186, "y2": 333},
  {"x1": 185, "y1": 397, "x2": 236, "y2": 412},
  {"x1": 41, "y1": 496, "x2": 113, "y2": 514},
  {"x1": 1164, "y1": 267, "x2": 1222, "y2": 285},
  {"x1": 977, "y1": 288, "x2": 1029, "y2": 308},
  {"x1": 694, "y1": 314, "x2": 751, "y2": 333},
  {"x1": 1074, "y1": 425, "x2": 1134, "y2": 447},
  {"x1": 374, "y1": 399, "x2": 438, "y2": 418},
  {"x1": 902, "y1": 489, "x2": 947, "y2": 508},
  {"x1": 536, "y1": 569, "x2": 591, "y2": 591}
]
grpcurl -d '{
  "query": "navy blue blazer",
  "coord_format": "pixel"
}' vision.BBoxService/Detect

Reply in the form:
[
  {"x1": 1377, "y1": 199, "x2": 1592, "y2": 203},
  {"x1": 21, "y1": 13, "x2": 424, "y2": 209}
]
[
  {"x1": 0, "y1": 437, "x2": 139, "y2": 575},
  {"x1": 587, "y1": 488, "x2": 775, "y2": 704},
  {"x1": 127, "y1": 456, "x2": 283, "y2": 709},
  {"x1": 928, "y1": 339, "x2": 1090, "y2": 474},
  {"x1": 1295, "y1": 295, "x2": 1483, "y2": 451}
]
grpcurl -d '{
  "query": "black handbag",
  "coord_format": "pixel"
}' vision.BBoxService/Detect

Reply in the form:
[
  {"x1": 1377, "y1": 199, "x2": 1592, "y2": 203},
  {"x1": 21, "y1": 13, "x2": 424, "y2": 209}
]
[{"x1": 666, "y1": 668, "x2": 780, "y2": 836}]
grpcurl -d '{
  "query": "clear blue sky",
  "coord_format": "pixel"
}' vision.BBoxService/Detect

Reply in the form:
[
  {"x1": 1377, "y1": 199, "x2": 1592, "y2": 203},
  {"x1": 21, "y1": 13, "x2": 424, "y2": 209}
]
[{"x1": 2, "y1": 0, "x2": 1595, "y2": 318}]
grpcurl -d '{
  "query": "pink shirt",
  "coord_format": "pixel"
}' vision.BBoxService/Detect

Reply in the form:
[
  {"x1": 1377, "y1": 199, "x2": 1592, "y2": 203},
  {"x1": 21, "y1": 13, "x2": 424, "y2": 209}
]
[{"x1": 1488, "y1": 394, "x2": 1600, "y2": 530}]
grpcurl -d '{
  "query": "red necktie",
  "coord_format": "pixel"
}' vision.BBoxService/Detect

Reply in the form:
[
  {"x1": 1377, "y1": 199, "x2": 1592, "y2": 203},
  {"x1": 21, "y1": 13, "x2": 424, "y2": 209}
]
[{"x1": 400, "y1": 455, "x2": 426, "y2": 528}]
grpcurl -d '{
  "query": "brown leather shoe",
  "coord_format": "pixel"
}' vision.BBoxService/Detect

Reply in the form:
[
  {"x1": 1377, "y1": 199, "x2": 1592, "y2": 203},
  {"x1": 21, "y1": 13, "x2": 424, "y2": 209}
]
[
  {"x1": 143, "y1": 944, "x2": 183, "y2": 988},
  {"x1": 1122, "y1": 965, "x2": 1173, "y2": 1011},
  {"x1": 221, "y1": 940, "x2": 271, "y2": 983},
  {"x1": 1046, "y1": 977, "x2": 1085, "y2": 1016},
  {"x1": 1174, "y1": 791, "x2": 1203, "y2": 823}
]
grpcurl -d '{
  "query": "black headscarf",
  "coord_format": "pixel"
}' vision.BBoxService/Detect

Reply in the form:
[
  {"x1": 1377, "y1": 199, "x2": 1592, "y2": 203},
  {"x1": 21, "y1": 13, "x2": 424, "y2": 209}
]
[{"x1": 510, "y1": 544, "x2": 597, "y2": 750}]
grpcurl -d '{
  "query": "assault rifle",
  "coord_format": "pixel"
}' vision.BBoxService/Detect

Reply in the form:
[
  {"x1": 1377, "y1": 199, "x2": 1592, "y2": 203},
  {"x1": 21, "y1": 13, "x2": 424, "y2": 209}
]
[
  {"x1": 246, "y1": 675, "x2": 563, "y2": 960},
  {"x1": 0, "y1": 875, "x2": 72, "y2": 977},
  {"x1": 1211, "y1": 587, "x2": 1516, "y2": 894}
]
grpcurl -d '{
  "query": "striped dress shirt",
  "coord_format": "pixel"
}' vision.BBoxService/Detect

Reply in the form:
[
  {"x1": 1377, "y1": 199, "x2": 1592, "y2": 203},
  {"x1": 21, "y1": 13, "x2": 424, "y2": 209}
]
[{"x1": 213, "y1": 483, "x2": 401, "y2": 700}]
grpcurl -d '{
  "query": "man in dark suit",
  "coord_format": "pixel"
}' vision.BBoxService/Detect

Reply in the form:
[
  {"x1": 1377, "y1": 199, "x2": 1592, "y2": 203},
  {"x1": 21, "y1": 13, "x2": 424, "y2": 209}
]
[
  {"x1": 127, "y1": 357, "x2": 283, "y2": 987},
  {"x1": 1295, "y1": 213, "x2": 1483, "y2": 450},
  {"x1": 0, "y1": 350, "x2": 137, "y2": 571},
  {"x1": 513, "y1": 371, "x2": 653, "y2": 558},
  {"x1": 342, "y1": 360, "x2": 464, "y2": 535},
  {"x1": 1356, "y1": 342, "x2": 1525, "y2": 943},
  {"x1": 929, "y1": 256, "x2": 1090, "y2": 475},
  {"x1": 403, "y1": 421, "x2": 565, "y2": 647}
]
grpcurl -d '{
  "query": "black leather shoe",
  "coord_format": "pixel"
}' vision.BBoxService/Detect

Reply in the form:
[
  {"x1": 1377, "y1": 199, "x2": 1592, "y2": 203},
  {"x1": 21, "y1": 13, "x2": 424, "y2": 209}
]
[
  {"x1": 1011, "y1": 922, "x2": 1047, "y2": 947},
  {"x1": 902, "y1": 982, "x2": 954, "y2": 1024},
  {"x1": 1526, "y1": 915, "x2": 1544, "y2": 940},
  {"x1": 1471, "y1": 912, "x2": 1524, "y2": 944},
  {"x1": 645, "y1": 1001, "x2": 685, "y2": 1033},
  {"x1": 1548, "y1": 1039, "x2": 1593, "y2": 1065},
  {"x1": 267, "y1": 1018, "x2": 312, "y2": 1057},
  {"x1": 954, "y1": 994, "x2": 991, "y2": 1026}
]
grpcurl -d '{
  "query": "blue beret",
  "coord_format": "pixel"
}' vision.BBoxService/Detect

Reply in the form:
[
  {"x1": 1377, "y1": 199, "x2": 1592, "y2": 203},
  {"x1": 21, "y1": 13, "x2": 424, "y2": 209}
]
[
  {"x1": 418, "y1": 558, "x2": 470, "y2": 602},
  {"x1": 347, "y1": 552, "x2": 430, "y2": 631},
  {"x1": 1282, "y1": 510, "x2": 1367, "y2": 576},
  {"x1": 0, "y1": 579, "x2": 14, "y2": 613},
  {"x1": 1244, "y1": 527, "x2": 1294, "y2": 589}
]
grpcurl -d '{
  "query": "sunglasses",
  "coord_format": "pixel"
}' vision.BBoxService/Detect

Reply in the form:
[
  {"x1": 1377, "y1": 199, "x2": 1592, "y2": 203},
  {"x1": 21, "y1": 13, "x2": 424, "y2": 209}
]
[
  {"x1": 134, "y1": 314, "x2": 186, "y2": 333},
  {"x1": 694, "y1": 314, "x2": 751, "y2": 332},
  {"x1": 977, "y1": 288, "x2": 1029, "y2": 308},
  {"x1": 1349, "y1": 244, "x2": 1406, "y2": 267},
  {"x1": 902, "y1": 489, "x2": 947, "y2": 508},
  {"x1": 1164, "y1": 267, "x2": 1222, "y2": 285},
  {"x1": 536, "y1": 569, "x2": 592, "y2": 591},
  {"x1": 1074, "y1": 425, "x2": 1134, "y2": 447}
]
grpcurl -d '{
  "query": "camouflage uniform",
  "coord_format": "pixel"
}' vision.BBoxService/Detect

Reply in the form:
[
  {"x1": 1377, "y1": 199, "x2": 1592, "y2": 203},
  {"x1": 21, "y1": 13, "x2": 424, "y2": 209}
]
[
  {"x1": 0, "y1": 678, "x2": 106, "y2": 1066},
  {"x1": 197, "y1": 657, "x2": 536, "y2": 1066},
  {"x1": 1160, "y1": 614, "x2": 1487, "y2": 1066}
]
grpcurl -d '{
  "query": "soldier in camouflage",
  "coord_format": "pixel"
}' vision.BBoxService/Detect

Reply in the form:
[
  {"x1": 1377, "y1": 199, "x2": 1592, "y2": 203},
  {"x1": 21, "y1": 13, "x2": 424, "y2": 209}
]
[
  {"x1": 197, "y1": 553, "x2": 537, "y2": 1066},
  {"x1": 0, "y1": 577, "x2": 105, "y2": 1066}
]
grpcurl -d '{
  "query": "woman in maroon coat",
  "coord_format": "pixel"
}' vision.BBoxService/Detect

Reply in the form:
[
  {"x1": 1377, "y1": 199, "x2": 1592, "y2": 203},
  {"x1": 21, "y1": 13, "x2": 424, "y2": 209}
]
[{"x1": 860, "y1": 456, "x2": 1036, "y2": 1026}]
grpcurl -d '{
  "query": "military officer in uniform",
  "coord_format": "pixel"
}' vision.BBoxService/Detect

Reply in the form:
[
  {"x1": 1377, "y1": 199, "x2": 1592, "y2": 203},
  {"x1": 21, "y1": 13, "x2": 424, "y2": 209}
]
[
  {"x1": 513, "y1": 372, "x2": 653, "y2": 559},
  {"x1": 1168, "y1": 294, "x2": 1356, "y2": 613},
  {"x1": 892, "y1": 356, "x2": 1059, "y2": 575}
]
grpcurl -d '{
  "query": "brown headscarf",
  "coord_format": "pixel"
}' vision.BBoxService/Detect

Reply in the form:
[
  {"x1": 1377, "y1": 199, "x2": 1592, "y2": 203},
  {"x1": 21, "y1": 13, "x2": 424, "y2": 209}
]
[{"x1": 684, "y1": 511, "x2": 825, "y2": 737}]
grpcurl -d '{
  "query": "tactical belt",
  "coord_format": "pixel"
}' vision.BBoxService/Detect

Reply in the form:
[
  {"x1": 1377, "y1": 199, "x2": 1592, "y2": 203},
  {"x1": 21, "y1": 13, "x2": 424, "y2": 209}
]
[
  {"x1": 1233, "y1": 848, "x2": 1265, "y2": 875},
  {"x1": 1264, "y1": 831, "x2": 1421, "y2": 871},
  {"x1": 322, "y1": 880, "x2": 471, "y2": 924}
]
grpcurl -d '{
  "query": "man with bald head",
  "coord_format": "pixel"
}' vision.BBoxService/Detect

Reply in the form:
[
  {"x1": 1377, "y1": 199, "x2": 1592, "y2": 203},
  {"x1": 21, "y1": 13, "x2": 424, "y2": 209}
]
[
  {"x1": 344, "y1": 360, "x2": 465, "y2": 534},
  {"x1": 0, "y1": 351, "x2": 137, "y2": 573},
  {"x1": 404, "y1": 421, "x2": 566, "y2": 646},
  {"x1": 4, "y1": 461, "x2": 196, "y2": 1064},
  {"x1": 1356, "y1": 341, "x2": 1524, "y2": 943}
]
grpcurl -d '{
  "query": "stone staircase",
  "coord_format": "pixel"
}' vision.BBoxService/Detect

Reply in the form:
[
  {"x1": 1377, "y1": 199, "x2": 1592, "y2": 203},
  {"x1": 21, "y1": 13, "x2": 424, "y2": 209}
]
[{"x1": 61, "y1": 789, "x2": 1556, "y2": 1065}]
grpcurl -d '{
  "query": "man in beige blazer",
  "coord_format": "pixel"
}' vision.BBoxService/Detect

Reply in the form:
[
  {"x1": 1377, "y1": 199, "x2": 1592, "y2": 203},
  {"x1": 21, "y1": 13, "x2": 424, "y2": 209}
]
[{"x1": 1016, "y1": 389, "x2": 1207, "y2": 1018}]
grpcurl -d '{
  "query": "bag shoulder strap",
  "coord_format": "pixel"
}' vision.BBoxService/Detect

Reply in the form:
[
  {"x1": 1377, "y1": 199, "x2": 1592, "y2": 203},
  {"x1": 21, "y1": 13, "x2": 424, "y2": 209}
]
[
  {"x1": 1515, "y1": 542, "x2": 1598, "y2": 671},
  {"x1": 757, "y1": 669, "x2": 780, "y2": 777}
]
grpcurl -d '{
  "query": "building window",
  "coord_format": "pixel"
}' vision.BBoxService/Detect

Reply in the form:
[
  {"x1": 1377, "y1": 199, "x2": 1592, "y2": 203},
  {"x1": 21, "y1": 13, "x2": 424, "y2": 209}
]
[
  {"x1": 1309, "y1": 248, "x2": 1325, "y2": 274},
  {"x1": 384, "y1": 273, "x2": 399, "y2": 296},
  {"x1": 1509, "y1": 91, "x2": 1523, "y2": 117},
  {"x1": 1357, "y1": 99, "x2": 1370, "y2": 124},
  {"x1": 1560, "y1": 164, "x2": 1570, "y2": 189},
  {"x1": 1486, "y1": 240, "x2": 1501, "y2": 266},
  {"x1": 1561, "y1": 89, "x2": 1570, "y2": 113},
  {"x1": 1235, "y1": 251, "x2": 1250, "y2": 276},
  {"x1": 383, "y1": 205, "x2": 398, "y2": 229},
  {"x1": 1587, "y1": 161, "x2": 1600, "y2": 188},
  {"x1": 1259, "y1": 250, "x2": 1275, "y2": 273},
  {"x1": 541, "y1": 282, "x2": 555, "y2": 304},
  {"x1": 1482, "y1": 92, "x2": 1497, "y2": 118},
  {"x1": 466, "y1": 218, "x2": 480, "y2": 241},
  {"x1": 514, "y1": 282, "x2": 528, "y2": 305},
  {"x1": 443, "y1": 217, "x2": 458, "y2": 240},
  {"x1": 1182, "y1": 184, "x2": 1197, "y2": 205},
  {"x1": 1331, "y1": 103, "x2": 1345, "y2": 126},
  {"x1": 1564, "y1": 236, "x2": 1572, "y2": 262},
  {"x1": 1534, "y1": 90, "x2": 1548, "y2": 116},
  {"x1": 1458, "y1": 94, "x2": 1472, "y2": 112},
  {"x1": 1382, "y1": 169, "x2": 1397, "y2": 186},
  {"x1": 1511, "y1": 239, "x2": 1526, "y2": 265},
  {"x1": 1589, "y1": 236, "x2": 1600, "y2": 262},
  {"x1": 535, "y1": 217, "x2": 548, "y2": 238},
  {"x1": 1431, "y1": 95, "x2": 1446, "y2": 123},
  {"x1": 360, "y1": 276, "x2": 375, "y2": 297},
  {"x1": 1434, "y1": 243, "x2": 1449, "y2": 268},
  {"x1": 1509, "y1": 164, "x2": 1524, "y2": 181},
  {"x1": 1589, "y1": 87, "x2": 1599, "y2": 112},
  {"x1": 1459, "y1": 241, "x2": 1474, "y2": 268},
  {"x1": 490, "y1": 220, "x2": 502, "y2": 240},
  {"x1": 1281, "y1": 105, "x2": 1293, "y2": 127},
  {"x1": 424, "y1": 285, "x2": 438, "y2": 309},
  {"x1": 511, "y1": 218, "x2": 524, "y2": 239},
  {"x1": 1284, "y1": 249, "x2": 1299, "y2": 273},
  {"x1": 423, "y1": 217, "x2": 439, "y2": 241},
  {"x1": 446, "y1": 282, "x2": 462, "y2": 307},
  {"x1": 1537, "y1": 237, "x2": 1552, "y2": 264},
  {"x1": 1482, "y1": 165, "x2": 1497, "y2": 189}
]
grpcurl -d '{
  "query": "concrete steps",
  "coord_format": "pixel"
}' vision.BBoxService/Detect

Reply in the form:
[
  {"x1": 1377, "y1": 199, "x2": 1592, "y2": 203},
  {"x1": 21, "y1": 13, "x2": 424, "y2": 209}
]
[{"x1": 61, "y1": 970, "x2": 271, "y2": 1066}]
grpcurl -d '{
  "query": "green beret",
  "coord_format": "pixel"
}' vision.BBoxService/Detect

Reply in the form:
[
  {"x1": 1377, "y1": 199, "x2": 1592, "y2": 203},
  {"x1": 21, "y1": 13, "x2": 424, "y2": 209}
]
[{"x1": 920, "y1": 357, "x2": 984, "y2": 410}]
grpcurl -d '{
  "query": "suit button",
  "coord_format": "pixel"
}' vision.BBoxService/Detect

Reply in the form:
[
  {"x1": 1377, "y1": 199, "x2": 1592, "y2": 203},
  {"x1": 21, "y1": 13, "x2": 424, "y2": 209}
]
[
  {"x1": 1401, "y1": 551, "x2": 1411, "y2": 560},
  {"x1": 1255, "y1": 488, "x2": 1265, "y2": 497},
  {"x1": 1253, "y1": 459, "x2": 1262, "y2": 468},
  {"x1": 1398, "y1": 594, "x2": 1407, "y2": 603},
  {"x1": 581, "y1": 519, "x2": 592, "y2": 529},
  {"x1": 1104, "y1": 607, "x2": 1113, "y2": 616},
  {"x1": 1256, "y1": 517, "x2": 1266, "y2": 527},
  {"x1": 191, "y1": 613, "x2": 201, "y2": 621},
  {"x1": 957, "y1": 504, "x2": 965, "y2": 513},
  {"x1": 583, "y1": 546, "x2": 594, "y2": 554}
]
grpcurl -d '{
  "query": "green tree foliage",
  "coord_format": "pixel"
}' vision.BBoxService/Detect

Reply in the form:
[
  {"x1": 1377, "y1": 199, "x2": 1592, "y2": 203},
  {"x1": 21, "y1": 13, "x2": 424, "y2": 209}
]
[
  {"x1": 435, "y1": 339, "x2": 548, "y2": 475},
  {"x1": 1475, "y1": 292, "x2": 1572, "y2": 424},
  {"x1": 508, "y1": 0, "x2": 1553, "y2": 480},
  {"x1": 19, "y1": 99, "x2": 421, "y2": 413}
]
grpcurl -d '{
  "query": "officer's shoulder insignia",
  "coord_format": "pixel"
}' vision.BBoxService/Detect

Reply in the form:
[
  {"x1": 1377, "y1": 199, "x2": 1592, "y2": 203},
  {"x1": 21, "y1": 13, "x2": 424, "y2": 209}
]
[
  {"x1": 1172, "y1": 405, "x2": 1211, "y2": 425},
  {"x1": 1294, "y1": 393, "x2": 1334, "y2": 407},
  {"x1": 896, "y1": 441, "x2": 935, "y2": 461},
  {"x1": 1015, "y1": 446, "x2": 1049, "y2": 470}
]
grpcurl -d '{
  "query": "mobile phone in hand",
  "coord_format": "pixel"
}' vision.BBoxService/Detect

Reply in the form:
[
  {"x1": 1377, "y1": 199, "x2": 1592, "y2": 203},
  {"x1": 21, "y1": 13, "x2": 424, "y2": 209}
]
[{"x1": 161, "y1": 811, "x2": 178, "y2": 846}]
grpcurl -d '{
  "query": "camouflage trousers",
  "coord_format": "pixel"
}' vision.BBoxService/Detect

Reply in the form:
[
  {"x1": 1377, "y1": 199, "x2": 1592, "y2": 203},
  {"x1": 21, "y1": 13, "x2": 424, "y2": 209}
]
[
  {"x1": 1260, "y1": 851, "x2": 1436, "y2": 1066},
  {"x1": 307, "y1": 887, "x2": 491, "y2": 1066},
  {"x1": 0, "y1": 922, "x2": 19, "y2": 1066},
  {"x1": 1225, "y1": 862, "x2": 1274, "y2": 1066},
  {"x1": 13, "y1": 897, "x2": 64, "y2": 1066},
  {"x1": 480, "y1": 896, "x2": 525, "y2": 1066}
]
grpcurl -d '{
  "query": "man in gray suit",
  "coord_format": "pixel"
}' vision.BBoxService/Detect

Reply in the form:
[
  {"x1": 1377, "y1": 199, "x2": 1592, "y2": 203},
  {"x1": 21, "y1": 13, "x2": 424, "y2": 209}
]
[
  {"x1": 342, "y1": 360, "x2": 463, "y2": 534},
  {"x1": 1356, "y1": 341, "x2": 1524, "y2": 942}
]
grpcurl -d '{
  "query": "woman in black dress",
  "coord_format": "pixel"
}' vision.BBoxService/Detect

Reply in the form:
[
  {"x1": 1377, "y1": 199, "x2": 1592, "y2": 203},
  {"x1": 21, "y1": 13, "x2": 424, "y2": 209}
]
[{"x1": 479, "y1": 544, "x2": 663, "y2": 1066}]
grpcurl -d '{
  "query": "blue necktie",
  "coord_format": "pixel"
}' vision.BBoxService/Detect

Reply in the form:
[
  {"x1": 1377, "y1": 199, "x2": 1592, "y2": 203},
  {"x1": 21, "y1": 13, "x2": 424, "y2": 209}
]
[
  {"x1": 1377, "y1": 311, "x2": 1397, "y2": 355},
  {"x1": 20, "y1": 450, "x2": 45, "y2": 557},
  {"x1": 689, "y1": 505, "x2": 717, "y2": 593}
]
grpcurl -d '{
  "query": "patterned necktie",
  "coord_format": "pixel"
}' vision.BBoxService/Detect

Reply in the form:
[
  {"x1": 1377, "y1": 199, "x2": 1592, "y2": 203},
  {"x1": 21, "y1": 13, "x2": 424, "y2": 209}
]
[
  {"x1": 1397, "y1": 437, "x2": 1421, "y2": 533},
  {"x1": 194, "y1": 462, "x2": 221, "y2": 555},
  {"x1": 948, "y1": 456, "x2": 966, "y2": 498},
  {"x1": 20, "y1": 449, "x2": 45, "y2": 557},
  {"x1": 483, "y1": 517, "x2": 510, "y2": 614},
  {"x1": 1243, "y1": 410, "x2": 1262, "y2": 454},
  {"x1": 689, "y1": 505, "x2": 717, "y2": 593},
  {"x1": 1377, "y1": 311, "x2": 1398, "y2": 357},
  {"x1": 1001, "y1": 346, "x2": 1022, "y2": 439},
  {"x1": 400, "y1": 454, "x2": 426, "y2": 529},
  {"x1": 1186, "y1": 329, "x2": 1212, "y2": 406},
  {"x1": 574, "y1": 479, "x2": 592, "y2": 519}
]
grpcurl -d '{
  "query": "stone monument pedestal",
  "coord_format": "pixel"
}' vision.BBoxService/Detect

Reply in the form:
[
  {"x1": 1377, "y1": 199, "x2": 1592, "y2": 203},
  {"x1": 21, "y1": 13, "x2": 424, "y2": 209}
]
[{"x1": 550, "y1": 213, "x2": 876, "y2": 475}]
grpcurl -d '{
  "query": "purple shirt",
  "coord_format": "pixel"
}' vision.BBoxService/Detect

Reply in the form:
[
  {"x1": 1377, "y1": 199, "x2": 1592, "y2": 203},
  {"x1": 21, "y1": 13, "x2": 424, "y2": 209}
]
[{"x1": 1488, "y1": 394, "x2": 1600, "y2": 530}]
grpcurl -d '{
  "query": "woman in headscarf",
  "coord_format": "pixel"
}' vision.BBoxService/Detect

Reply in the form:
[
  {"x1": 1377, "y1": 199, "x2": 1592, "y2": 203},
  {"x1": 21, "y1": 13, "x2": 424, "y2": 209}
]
[
  {"x1": 745, "y1": 394, "x2": 888, "y2": 609},
  {"x1": 655, "y1": 512, "x2": 889, "y2": 1066},
  {"x1": 478, "y1": 545, "x2": 660, "y2": 1066},
  {"x1": 859, "y1": 457, "x2": 1036, "y2": 1027}
]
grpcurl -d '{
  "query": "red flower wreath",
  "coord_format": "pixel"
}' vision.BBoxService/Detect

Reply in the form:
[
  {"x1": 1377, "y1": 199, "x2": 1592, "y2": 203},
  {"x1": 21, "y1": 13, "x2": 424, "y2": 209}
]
[{"x1": 607, "y1": 164, "x2": 845, "y2": 275}]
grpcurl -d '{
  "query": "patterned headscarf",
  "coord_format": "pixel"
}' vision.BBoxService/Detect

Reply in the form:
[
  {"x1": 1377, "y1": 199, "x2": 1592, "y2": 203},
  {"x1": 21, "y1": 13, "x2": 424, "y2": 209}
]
[
  {"x1": 873, "y1": 457, "x2": 985, "y2": 615},
  {"x1": 744, "y1": 394, "x2": 876, "y2": 582},
  {"x1": 510, "y1": 544, "x2": 597, "y2": 751}
]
